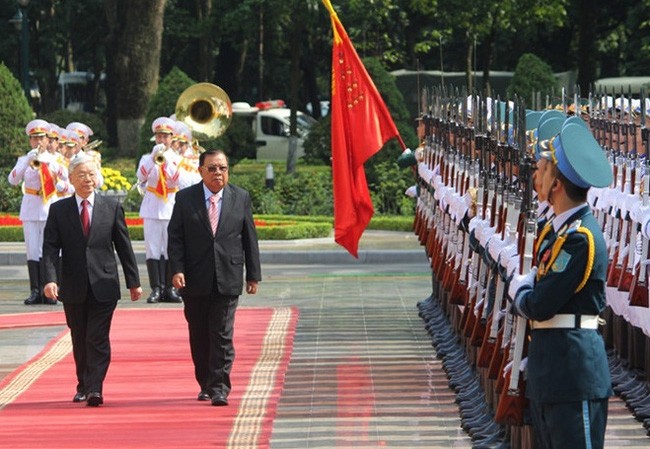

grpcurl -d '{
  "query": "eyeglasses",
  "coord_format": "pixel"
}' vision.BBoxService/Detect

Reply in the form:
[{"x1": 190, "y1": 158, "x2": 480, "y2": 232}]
[{"x1": 204, "y1": 165, "x2": 229, "y2": 173}]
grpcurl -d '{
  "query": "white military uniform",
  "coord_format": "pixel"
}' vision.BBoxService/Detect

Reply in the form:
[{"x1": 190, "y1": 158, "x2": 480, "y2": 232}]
[
  {"x1": 138, "y1": 116, "x2": 182, "y2": 303},
  {"x1": 8, "y1": 119, "x2": 71, "y2": 305}
]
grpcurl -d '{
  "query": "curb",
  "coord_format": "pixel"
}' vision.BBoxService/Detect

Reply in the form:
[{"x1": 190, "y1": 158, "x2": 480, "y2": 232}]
[{"x1": 0, "y1": 250, "x2": 428, "y2": 266}]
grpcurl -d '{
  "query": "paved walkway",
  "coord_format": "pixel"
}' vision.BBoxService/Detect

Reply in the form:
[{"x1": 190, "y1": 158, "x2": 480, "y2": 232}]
[{"x1": 0, "y1": 231, "x2": 648, "y2": 447}]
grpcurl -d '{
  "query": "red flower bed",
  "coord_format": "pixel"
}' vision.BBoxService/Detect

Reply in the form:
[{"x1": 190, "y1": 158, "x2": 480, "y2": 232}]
[{"x1": 0, "y1": 214, "x2": 291, "y2": 228}]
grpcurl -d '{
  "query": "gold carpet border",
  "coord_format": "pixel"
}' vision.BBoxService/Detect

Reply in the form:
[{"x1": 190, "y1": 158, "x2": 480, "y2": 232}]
[
  {"x1": 228, "y1": 307, "x2": 294, "y2": 448},
  {"x1": 0, "y1": 331, "x2": 71, "y2": 410}
]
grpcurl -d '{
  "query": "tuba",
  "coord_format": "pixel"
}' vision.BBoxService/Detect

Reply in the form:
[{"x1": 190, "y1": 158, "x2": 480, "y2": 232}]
[{"x1": 175, "y1": 83, "x2": 232, "y2": 149}]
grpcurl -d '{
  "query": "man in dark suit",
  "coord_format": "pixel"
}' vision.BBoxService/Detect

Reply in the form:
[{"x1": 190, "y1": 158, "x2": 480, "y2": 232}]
[
  {"x1": 42, "y1": 154, "x2": 142, "y2": 407},
  {"x1": 168, "y1": 149, "x2": 261, "y2": 406}
]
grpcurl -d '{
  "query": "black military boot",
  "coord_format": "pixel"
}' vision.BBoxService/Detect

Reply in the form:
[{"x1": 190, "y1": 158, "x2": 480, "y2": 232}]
[
  {"x1": 24, "y1": 260, "x2": 42, "y2": 305},
  {"x1": 146, "y1": 259, "x2": 162, "y2": 303},
  {"x1": 40, "y1": 258, "x2": 57, "y2": 305},
  {"x1": 160, "y1": 257, "x2": 182, "y2": 303}
]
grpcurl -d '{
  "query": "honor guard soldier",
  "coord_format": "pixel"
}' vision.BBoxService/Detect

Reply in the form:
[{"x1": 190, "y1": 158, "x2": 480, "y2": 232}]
[
  {"x1": 509, "y1": 123, "x2": 613, "y2": 449},
  {"x1": 137, "y1": 117, "x2": 182, "y2": 303},
  {"x1": 8, "y1": 119, "x2": 71, "y2": 305}
]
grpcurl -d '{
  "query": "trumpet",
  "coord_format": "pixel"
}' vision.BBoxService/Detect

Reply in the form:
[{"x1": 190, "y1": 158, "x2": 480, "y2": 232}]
[
  {"x1": 154, "y1": 148, "x2": 166, "y2": 165},
  {"x1": 28, "y1": 145, "x2": 46, "y2": 169}
]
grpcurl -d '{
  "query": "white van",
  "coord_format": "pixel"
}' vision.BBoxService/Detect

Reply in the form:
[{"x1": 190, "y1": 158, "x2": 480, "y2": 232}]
[{"x1": 232, "y1": 100, "x2": 316, "y2": 160}]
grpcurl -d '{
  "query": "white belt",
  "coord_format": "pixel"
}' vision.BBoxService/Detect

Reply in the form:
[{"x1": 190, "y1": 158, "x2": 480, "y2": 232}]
[{"x1": 531, "y1": 314, "x2": 600, "y2": 330}]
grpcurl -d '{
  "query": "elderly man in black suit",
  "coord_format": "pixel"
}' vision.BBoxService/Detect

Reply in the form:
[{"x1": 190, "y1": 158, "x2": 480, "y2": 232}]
[
  {"x1": 43, "y1": 154, "x2": 142, "y2": 407},
  {"x1": 168, "y1": 149, "x2": 261, "y2": 406}
]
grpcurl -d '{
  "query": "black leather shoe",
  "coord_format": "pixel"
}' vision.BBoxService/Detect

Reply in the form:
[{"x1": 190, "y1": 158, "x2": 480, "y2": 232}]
[
  {"x1": 197, "y1": 391, "x2": 211, "y2": 401},
  {"x1": 146, "y1": 287, "x2": 161, "y2": 304},
  {"x1": 73, "y1": 392, "x2": 87, "y2": 403},
  {"x1": 24, "y1": 290, "x2": 42, "y2": 305},
  {"x1": 162, "y1": 287, "x2": 183, "y2": 303},
  {"x1": 86, "y1": 392, "x2": 103, "y2": 407},
  {"x1": 43, "y1": 296, "x2": 58, "y2": 305},
  {"x1": 211, "y1": 393, "x2": 228, "y2": 406}
]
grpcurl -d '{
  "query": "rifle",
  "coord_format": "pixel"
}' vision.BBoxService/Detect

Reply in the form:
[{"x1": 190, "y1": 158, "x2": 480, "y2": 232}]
[
  {"x1": 630, "y1": 87, "x2": 650, "y2": 307},
  {"x1": 495, "y1": 98, "x2": 532, "y2": 426},
  {"x1": 617, "y1": 86, "x2": 639, "y2": 291}
]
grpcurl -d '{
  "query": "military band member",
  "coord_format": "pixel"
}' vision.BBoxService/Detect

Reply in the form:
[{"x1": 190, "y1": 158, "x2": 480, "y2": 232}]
[
  {"x1": 509, "y1": 123, "x2": 613, "y2": 449},
  {"x1": 67, "y1": 122, "x2": 103, "y2": 188},
  {"x1": 8, "y1": 120, "x2": 70, "y2": 305},
  {"x1": 46, "y1": 124, "x2": 74, "y2": 198},
  {"x1": 137, "y1": 117, "x2": 182, "y2": 303},
  {"x1": 174, "y1": 122, "x2": 201, "y2": 190}
]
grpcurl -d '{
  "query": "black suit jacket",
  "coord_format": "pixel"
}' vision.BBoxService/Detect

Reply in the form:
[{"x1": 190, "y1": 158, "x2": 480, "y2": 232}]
[
  {"x1": 168, "y1": 182, "x2": 261, "y2": 297},
  {"x1": 43, "y1": 194, "x2": 140, "y2": 303}
]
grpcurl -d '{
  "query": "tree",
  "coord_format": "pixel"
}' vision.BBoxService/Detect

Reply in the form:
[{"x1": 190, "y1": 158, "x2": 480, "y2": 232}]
[
  {"x1": 0, "y1": 62, "x2": 33, "y2": 167},
  {"x1": 105, "y1": 0, "x2": 167, "y2": 155}
]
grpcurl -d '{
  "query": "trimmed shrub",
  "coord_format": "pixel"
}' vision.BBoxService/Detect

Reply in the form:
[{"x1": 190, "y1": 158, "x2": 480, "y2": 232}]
[
  {"x1": 0, "y1": 62, "x2": 33, "y2": 167},
  {"x1": 139, "y1": 66, "x2": 195, "y2": 154},
  {"x1": 40, "y1": 110, "x2": 107, "y2": 144},
  {"x1": 507, "y1": 53, "x2": 559, "y2": 105}
]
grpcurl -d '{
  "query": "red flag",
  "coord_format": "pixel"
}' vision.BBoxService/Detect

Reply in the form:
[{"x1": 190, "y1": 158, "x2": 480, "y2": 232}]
[
  {"x1": 39, "y1": 163, "x2": 56, "y2": 203},
  {"x1": 323, "y1": 0, "x2": 405, "y2": 258}
]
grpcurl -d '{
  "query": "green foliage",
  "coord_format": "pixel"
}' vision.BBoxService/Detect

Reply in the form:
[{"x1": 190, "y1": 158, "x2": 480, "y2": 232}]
[
  {"x1": 0, "y1": 168, "x2": 23, "y2": 212},
  {"x1": 507, "y1": 53, "x2": 559, "y2": 104},
  {"x1": 0, "y1": 62, "x2": 33, "y2": 167},
  {"x1": 139, "y1": 67, "x2": 196, "y2": 154},
  {"x1": 369, "y1": 215, "x2": 414, "y2": 231},
  {"x1": 0, "y1": 226, "x2": 24, "y2": 242},
  {"x1": 211, "y1": 114, "x2": 256, "y2": 163},
  {"x1": 256, "y1": 222, "x2": 331, "y2": 240},
  {"x1": 303, "y1": 56, "x2": 418, "y2": 167},
  {"x1": 233, "y1": 167, "x2": 334, "y2": 216},
  {"x1": 367, "y1": 160, "x2": 416, "y2": 216},
  {"x1": 40, "y1": 110, "x2": 108, "y2": 143}
]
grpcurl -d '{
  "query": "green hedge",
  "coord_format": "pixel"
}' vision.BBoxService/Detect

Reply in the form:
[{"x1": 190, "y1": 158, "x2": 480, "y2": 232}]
[{"x1": 0, "y1": 214, "x2": 412, "y2": 241}]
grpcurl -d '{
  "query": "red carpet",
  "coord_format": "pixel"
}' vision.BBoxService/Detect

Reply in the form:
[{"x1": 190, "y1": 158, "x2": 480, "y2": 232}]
[{"x1": 0, "y1": 307, "x2": 298, "y2": 448}]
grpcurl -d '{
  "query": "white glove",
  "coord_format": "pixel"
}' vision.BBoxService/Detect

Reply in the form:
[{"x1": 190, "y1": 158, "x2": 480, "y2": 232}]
[
  {"x1": 499, "y1": 244, "x2": 518, "y2": 268},
  {"x1": 641, "y1": 207, "x2": 650, "y2": 240},
  {"x1": 488, "y1": 235, "x2": 506, "y2": 261},
  {"x1": 508, "y1": 266, "x2": 538, "y2": 301},
  {"x1": 405, "y1": 185, "x2": 417, "y2": 198},
  {"x1": 505, "y1": 254, "x2": 520, "y2": 278},
  {"x1": 55, "y1": 180, "x2": 68, "y2": 193}
]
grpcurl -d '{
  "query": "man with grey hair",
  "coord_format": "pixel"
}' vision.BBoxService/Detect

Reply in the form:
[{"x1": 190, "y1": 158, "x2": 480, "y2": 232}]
[{"x1": 43, "y1": 154, "x2": 142, "y2": 406}]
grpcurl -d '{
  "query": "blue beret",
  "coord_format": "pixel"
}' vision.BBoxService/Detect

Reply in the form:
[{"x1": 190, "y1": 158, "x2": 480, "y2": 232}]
[
  {"x1": 562, "y1": 115, "x2": 588, "y2": 130},
  {"x1": 525, "y1": 111, "x2": 542, "y2": 131},
  {"x1": 549, "y1": 123, "x2": 613, "y2": 189},
  {"x1": 535, "y1": 116, "x2": 563, "y2": 161}
]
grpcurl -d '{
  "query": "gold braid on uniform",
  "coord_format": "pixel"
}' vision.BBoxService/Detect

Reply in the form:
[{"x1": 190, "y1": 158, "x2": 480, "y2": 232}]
[
  {"x1": 536, "y1": 221, "x2": 595, "y2": 293},
  {"x1": 574, "y1": 226, "x2": 595, "y2": 292}
]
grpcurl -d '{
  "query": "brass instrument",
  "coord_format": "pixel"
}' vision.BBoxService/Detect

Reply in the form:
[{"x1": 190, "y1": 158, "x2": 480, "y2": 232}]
[
  {"x1": 154, "y1": 148, "x2": 167, "y2": 165},
  {"x1": 83, "y1": 139, "x2": 103, "y2": 152},
  {"x1": 28, "y1": 145, "x2": 47, "y2": 169},
  {"x1": 175, "y1": 83, "x2": 232, "y2": 148}
]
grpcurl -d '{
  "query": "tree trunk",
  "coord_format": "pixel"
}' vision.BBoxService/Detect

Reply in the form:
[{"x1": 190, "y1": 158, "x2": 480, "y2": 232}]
[
  {"x1": 105, "y1": 0, "x2": 166, "y2": 156},
  {"x1": 576, "y1": 0, "x2": 597, "y2": 95},
  {"x1": 196, "y1": 0, "x2": 213, "y2": 82},
  {"x1": 466, "y1": 39, "x2": 473, "y2": 94}
]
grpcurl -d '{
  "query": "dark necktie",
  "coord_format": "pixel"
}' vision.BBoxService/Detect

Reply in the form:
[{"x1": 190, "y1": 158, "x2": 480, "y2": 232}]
[{"x1": 80, "y1": 199, "x2": 90, "y2": 237}]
